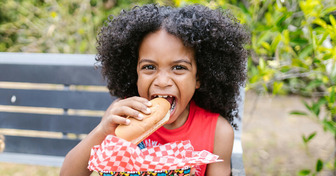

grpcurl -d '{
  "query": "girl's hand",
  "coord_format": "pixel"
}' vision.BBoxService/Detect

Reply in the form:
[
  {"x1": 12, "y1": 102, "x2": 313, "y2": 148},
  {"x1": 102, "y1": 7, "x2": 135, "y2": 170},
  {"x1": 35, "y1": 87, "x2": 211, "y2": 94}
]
[{"x1": 98, "y1": 96, "x2": 152, "y2": 136}]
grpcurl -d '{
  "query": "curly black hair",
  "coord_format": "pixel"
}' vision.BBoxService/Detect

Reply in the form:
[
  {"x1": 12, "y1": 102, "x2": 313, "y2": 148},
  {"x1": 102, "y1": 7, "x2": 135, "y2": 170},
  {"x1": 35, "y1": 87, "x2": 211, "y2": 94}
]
[{"x1": 96, "y1": 4, "x2": 249, "y2": 128}]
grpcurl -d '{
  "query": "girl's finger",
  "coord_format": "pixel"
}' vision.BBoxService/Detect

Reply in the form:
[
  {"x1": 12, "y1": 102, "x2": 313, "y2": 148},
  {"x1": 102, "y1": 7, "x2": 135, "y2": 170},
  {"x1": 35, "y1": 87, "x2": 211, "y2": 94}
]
[
  {"x1": 114, "y1": 106, "x2": 147, "y2": 120},
  {"x1": 109, "y1": 115, "x2": 130, "y2": 125},
  {"x1": 119, "y1": 96, "x2": 152, "y2": 107},
  {"x1": 115, "y1": 98, "x2": 152, "y2": 116}
]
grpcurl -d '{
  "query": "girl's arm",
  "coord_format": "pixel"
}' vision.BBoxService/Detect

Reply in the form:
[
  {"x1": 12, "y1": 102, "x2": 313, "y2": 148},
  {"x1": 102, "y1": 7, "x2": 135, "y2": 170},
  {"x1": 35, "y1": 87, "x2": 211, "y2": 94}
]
[
  {"x1": 60, "y1": 125, "x2": 107, "y2": 176},
  {"x1": 206, "y1": 116, "x2": 234, "y2": 176},
  {"x1": 60, "y1": 97, "x2": 152, "y2": 176}
]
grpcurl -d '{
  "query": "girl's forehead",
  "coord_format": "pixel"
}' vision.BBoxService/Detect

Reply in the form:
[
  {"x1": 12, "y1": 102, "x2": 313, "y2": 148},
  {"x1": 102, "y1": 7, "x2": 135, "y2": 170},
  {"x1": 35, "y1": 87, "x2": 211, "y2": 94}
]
[
  {"x1": 140, "y1": 29, "x2": 182, "y2": 47},
  {"x1": 138, "y1": 29, "x2": 195, "y2": 62}
]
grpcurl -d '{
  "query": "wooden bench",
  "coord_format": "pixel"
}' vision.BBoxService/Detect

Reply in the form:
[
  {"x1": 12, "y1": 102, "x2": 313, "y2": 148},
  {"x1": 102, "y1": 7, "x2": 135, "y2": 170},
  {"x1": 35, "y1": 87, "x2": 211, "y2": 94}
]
[{"x1": 0, "y1": 52, "x2": 245, "y2": 175}]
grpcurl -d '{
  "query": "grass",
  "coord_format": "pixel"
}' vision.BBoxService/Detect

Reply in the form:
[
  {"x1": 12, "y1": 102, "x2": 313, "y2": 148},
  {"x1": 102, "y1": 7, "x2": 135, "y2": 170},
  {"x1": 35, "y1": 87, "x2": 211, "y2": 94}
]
[
  {"x1": 0, "y1": 163, "x2": 101, "y2": 176},
  {"x1": 0, "y1": 163, "x2": 60, "y2": 176}
]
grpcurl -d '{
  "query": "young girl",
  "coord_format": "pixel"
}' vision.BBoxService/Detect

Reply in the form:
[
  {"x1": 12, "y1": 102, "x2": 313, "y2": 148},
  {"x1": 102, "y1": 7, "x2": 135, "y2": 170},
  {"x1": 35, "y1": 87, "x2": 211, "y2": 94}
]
[{"x1": 61, "y1": 4, "x2": 249, "y2": 176}]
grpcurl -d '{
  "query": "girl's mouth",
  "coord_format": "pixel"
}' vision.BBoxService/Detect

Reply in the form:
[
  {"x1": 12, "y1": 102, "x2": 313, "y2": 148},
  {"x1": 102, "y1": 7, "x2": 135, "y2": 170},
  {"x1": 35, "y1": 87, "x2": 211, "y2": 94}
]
[{"x1": 151, "y1": 95, "x2": 176, "y2": 113}]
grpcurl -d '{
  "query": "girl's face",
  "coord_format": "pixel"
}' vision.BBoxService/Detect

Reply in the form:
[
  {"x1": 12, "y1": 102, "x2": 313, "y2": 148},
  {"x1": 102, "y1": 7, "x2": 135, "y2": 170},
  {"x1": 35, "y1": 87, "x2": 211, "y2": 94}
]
[{"x1": 137, "y1": 29, "x2": 200, "y2": 129}]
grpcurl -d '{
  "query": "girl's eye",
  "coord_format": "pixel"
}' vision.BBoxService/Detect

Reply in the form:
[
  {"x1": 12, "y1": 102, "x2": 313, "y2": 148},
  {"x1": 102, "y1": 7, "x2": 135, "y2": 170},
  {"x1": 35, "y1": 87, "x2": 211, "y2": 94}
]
[
  {"x1": 142, "y1": 65, "x2": 155, "y2": 70},
  {"x1": 172, "y1": 65, "x2": 187, "y2": 70}
]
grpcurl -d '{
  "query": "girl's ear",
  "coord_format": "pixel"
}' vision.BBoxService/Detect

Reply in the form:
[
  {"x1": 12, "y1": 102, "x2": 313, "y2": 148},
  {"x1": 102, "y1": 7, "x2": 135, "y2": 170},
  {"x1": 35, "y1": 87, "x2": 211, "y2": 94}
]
[{"x1": 196, "y1": 77, "x2": 201, "y2": 89}]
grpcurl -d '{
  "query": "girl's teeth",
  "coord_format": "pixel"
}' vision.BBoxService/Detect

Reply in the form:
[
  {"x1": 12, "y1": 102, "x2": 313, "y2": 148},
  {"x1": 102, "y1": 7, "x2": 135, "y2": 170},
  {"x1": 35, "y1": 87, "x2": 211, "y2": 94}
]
[{"x1": 156, "y1": 95, "x2": 172, "y2": 98}]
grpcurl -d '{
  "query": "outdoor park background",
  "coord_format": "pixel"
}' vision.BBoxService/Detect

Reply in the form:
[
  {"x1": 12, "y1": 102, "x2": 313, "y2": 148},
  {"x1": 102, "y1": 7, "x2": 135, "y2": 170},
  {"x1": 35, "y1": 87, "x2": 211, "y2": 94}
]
[{"x1": 0, "y1": 0, "x2": 335, "y2": 175}]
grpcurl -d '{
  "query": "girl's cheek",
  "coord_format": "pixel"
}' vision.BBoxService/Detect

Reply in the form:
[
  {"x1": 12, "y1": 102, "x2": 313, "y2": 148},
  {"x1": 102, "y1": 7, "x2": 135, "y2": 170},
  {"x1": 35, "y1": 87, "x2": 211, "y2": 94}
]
[{"x1": 137, "y1": 80, "x2": 149, "y2": 98}]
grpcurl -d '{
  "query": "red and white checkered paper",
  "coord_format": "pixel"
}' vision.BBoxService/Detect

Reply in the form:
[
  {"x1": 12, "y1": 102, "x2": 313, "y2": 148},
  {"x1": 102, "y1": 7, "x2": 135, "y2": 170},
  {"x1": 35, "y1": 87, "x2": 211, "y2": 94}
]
[{"x1": 88, "y1": 135, "x2": 223, "y2": 172}]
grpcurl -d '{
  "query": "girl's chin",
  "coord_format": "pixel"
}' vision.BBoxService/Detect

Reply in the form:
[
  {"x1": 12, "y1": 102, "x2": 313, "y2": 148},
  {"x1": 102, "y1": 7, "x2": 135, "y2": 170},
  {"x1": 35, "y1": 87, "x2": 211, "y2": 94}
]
[
  {"x1": 164, "y1": 110, "x2": 183, "y2": 128},
  {"x1": 166, "y1": 115, "x2": 176, "y2": 125},
  {"x1": 165, "y1": 113, "x2": 178, "y2": 126}
]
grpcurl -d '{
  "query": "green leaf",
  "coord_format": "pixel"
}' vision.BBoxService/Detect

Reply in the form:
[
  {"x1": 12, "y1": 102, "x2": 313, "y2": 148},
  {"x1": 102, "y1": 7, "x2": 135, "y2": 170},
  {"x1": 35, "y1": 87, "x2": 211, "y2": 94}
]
[
  {"x1": 302, "y1": 132, "x2": 316, "y2": 144},
  {"x1": 261, "y1": 41, "x2": 271, "y2": 52},
  {"x1": 307, "y1": 132, "x2": 317, "y2": 141},
  {"x1": 290, "y1": 111, "x2": 308, "y2": 116},
  {"x1": 330, "y1": 15, "x2": 336, "y2": 28},
  {"x1": 280, "y1": 65, "x2": 291, "y2": 73},
  {"x1": 292, "y1": 58, "x2": 307, "y2": 68},
  {"x1": 318, "y1": 32, "x2": 329, "y2": 46},
  {"x1": 313, "y1": 18, "x2": 327, "y2": 28},
  {"x1": 313, "y1": 57, "x2": 322, "y2": 64},
  {"x1": 256, "y1": 31, "x2": 272, "y2": 46},
  {"x1": 321, "y1": 6, "x2": 336, "y2": 16},
  {"x1": 259, "y1": 58, "x2": 266, "y2": 70},
  {"x1": 303, "y1": 101, "x2": 313, "y2": 112},
  {"x1": 272, "y1": 81, "x2": 284, "y2": 95},
  {"x1": 271, "y1": 34, "x2": 281, "y2": 52},
  {"x1": 322, "y1": 120, "x2": 336, "y2": 133},
  {"x1": 298, "y1": 169, "x2": 311, "y2": 175},
  {"x1": 306, "y1": 80, "x2": 323, "y2": 90},
  {"x1": 329, "y1": 87, "x2": 336, "y2": 103},
  {"x1": 316, "y1": 159, "x2": 323, "y2": 172},
  {"x1": 312, "y1": 98, "x2": 326, "y2": 117},
  {"x1": 299, "y1": 44, "x2": 313, "y2": 60},
  {"x1": 291, "y1": 38, "x2": 309, "y2": 45},
  {"x1": 275, "y1": 13, "x2": 289, "y2": 29}
]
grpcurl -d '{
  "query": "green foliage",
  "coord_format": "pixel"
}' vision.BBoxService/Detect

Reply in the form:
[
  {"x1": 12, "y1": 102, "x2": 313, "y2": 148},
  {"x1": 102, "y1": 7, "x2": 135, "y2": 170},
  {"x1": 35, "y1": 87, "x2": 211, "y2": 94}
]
[
  {"x1": 302, "y1": 132, "x2": 317, "y2": 145},
  {"x1": 298, "y1": 169, "x2": 311, "y2": 176},
  {"x1": 297, "y1": 159, "x2": 324, "y2": 175},
  {"x1": 242, "y1": 0, "x2": 336, "y2": 97},
  {"x1": 0, "y1": 0, "x2": 157, "y2": 53},
  {"x1": 316, "y1": 159, "x2": 324, "y2": 172}
]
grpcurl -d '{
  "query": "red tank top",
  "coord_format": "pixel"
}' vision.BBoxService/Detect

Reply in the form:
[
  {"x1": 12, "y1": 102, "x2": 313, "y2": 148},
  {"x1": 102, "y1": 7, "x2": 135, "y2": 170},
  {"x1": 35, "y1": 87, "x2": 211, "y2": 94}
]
[{"x1": 142, "y1": 100, "x2": 219, "y2": 176}]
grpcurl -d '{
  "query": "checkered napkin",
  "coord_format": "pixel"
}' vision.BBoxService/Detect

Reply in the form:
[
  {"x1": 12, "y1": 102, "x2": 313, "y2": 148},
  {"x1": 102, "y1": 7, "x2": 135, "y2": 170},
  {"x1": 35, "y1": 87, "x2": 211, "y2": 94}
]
[{"x1": 88, "y1": 135, "x2": 223, "y2": 172}]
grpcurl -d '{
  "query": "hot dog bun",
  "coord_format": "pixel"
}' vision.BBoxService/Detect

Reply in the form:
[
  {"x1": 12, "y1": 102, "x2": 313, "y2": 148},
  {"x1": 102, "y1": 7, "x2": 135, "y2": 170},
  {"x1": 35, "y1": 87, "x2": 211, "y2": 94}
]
[{"x1": 115, "y1": 98, "x2": 171, "y2": 145}]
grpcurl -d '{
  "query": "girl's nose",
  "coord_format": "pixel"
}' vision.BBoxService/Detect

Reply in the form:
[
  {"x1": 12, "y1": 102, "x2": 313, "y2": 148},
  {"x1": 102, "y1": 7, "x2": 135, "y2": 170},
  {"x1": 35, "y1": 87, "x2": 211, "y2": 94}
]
[{"x1": 153, "y1": 72, "x2": 173, "y2": 88}]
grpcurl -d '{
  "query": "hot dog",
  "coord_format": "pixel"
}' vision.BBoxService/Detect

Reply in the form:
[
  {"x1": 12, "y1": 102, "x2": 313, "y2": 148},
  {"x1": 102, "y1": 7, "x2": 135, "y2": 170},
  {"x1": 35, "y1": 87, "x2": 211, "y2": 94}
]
[{"x1": 115, "y1": 98, "x2": 171, "y2": 145}]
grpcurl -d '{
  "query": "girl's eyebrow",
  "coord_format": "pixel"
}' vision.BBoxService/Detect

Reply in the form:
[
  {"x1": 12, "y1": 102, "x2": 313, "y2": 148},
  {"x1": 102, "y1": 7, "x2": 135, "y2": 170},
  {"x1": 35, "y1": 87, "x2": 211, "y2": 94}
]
[
  {"x1": 173, "y1": 59, "x2": 192, "y2": 66},
  {"x1": 138, "y1": 59, "x2": 155, "y2": 65},
  {"x1": 138, "y1": 58, "x2": 192, "y2": 66}
]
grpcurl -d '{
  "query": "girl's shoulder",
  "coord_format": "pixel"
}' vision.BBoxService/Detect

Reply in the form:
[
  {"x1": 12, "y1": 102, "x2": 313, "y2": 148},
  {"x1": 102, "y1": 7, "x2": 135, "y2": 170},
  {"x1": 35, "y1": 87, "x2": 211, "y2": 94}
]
[
  {"x1": 215, "y1": 115, "x2": 234, "y2": 149},
  {"x1": 215, "y1": 116, "x2": 234, "y2": 139}
]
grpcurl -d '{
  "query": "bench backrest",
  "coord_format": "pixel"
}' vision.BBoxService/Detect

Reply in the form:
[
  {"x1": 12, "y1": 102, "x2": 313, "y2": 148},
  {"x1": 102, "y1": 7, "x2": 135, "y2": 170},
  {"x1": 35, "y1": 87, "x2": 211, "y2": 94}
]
[
  {"x1": 0, "y1": 52, "x2": 245, "y2": 175},
  {"x1": 0, "y1": 52, "x2": 116, "y2": 156}
]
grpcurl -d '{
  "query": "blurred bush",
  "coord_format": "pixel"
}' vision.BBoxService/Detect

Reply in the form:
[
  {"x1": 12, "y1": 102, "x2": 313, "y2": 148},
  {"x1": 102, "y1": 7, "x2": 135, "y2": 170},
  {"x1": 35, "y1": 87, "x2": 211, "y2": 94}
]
[
  {"x1": 174, "y1": 0, "x2": 335, "y2": 97},
  {"x1": 0, "y1": 0, "x2": 156, "y2": 53}
]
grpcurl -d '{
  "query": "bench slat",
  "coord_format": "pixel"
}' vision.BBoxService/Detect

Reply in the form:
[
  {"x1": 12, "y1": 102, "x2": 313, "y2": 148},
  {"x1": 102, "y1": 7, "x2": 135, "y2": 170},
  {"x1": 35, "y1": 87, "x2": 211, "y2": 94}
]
[
  {"x1": 0, "y1": 112, "x2": 100, "y2": 134},
  {"x1": 3, "y1": 135, "x2": 80, "y2": 156},
  {"x1": 0, "y1": 64, "x2": 105, "y2": 86},
  {"x1": 0, "y1": 88, "x2": 114, "y2": 110},
  {"x1": 0, "y1": 53, "x2": 96, "y2": 66}
]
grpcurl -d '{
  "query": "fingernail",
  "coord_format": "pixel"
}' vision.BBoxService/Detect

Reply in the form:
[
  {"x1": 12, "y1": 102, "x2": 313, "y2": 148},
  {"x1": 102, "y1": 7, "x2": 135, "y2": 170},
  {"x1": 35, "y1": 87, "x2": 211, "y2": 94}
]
[
  {"x1": 125, "y1": 119, "x2": 130, "y2": 125},
  {"x1": 138, "y1": 113, "x2": 144, "y2": 120},
  {"x1": 146, "y1": 108, "x2": 151, "y2": 113},
  {"x1": 146, "y1": 101, "x2": 152, "y2": 106}
]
